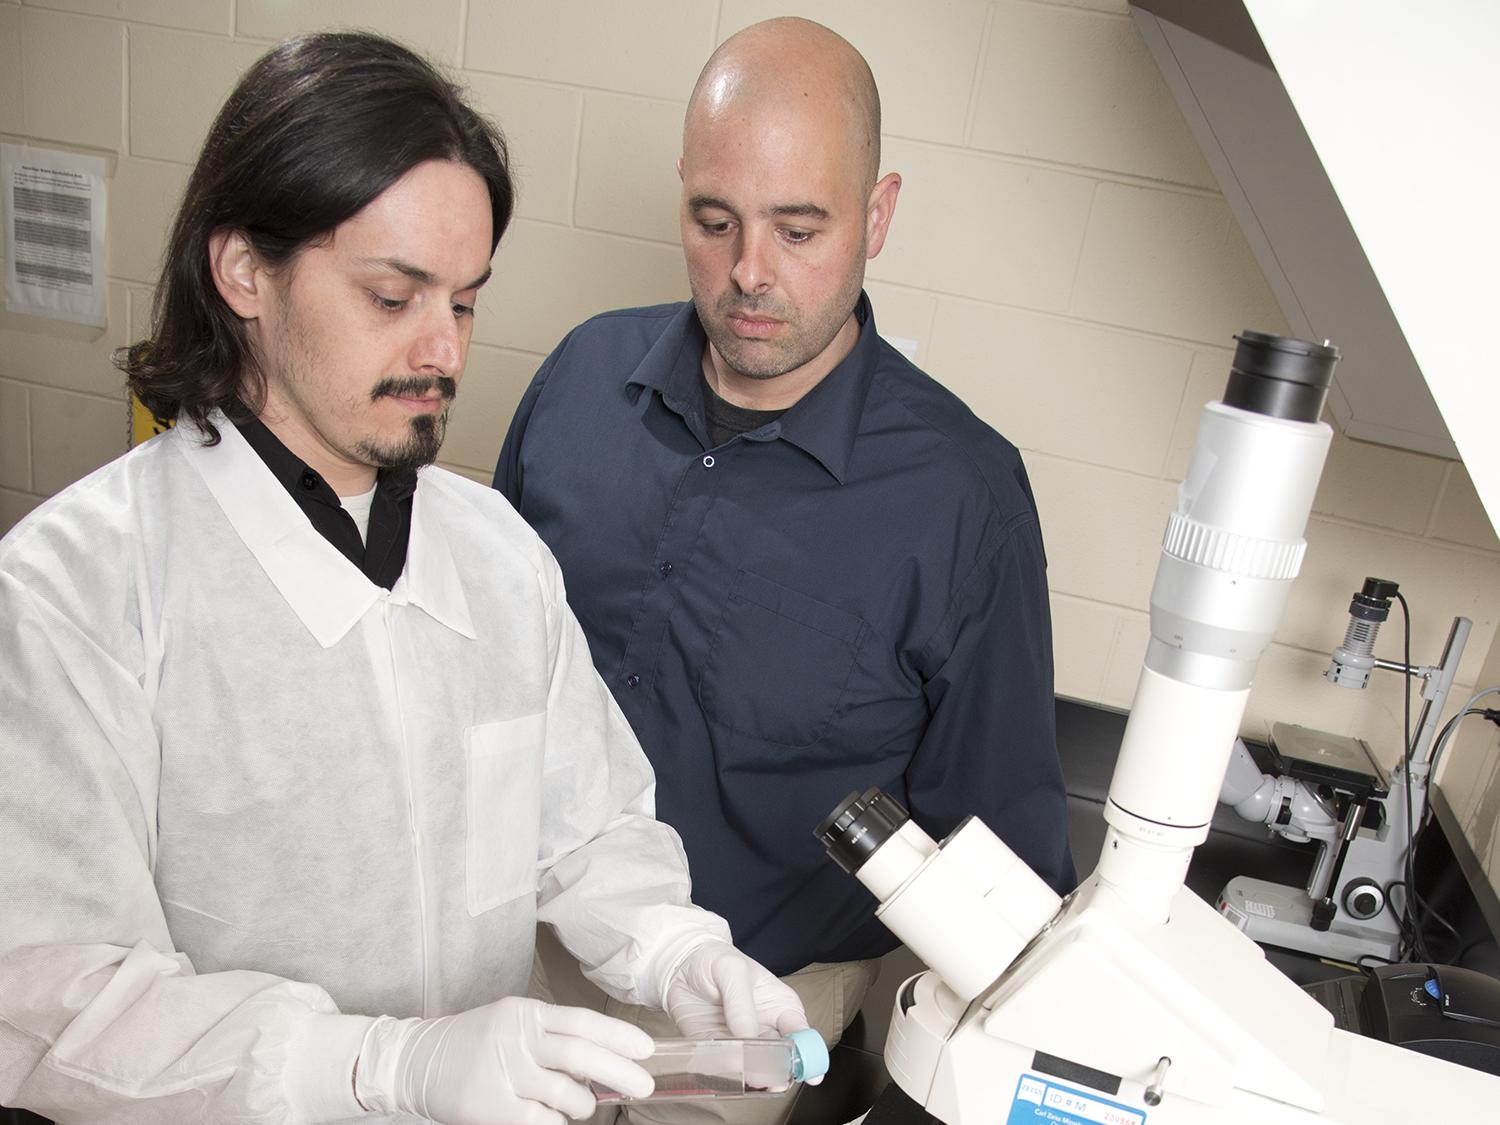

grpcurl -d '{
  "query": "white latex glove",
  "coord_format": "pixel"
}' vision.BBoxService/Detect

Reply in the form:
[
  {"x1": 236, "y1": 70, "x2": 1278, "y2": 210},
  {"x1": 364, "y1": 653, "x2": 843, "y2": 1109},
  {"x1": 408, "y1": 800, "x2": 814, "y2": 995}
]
[
  {"x1": 355, "y1": 996, "x2": 654, "y2": 1124},
  {"x1": 664, "y1": 941, "x2": 810, "y2": 1041}
]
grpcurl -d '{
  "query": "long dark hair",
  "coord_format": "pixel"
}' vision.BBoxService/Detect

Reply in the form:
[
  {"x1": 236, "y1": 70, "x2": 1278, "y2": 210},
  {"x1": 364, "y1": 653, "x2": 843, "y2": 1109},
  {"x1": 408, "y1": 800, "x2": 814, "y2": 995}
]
[{"x1": 119, "y1": 31, "x2": 513, "y2": 441}]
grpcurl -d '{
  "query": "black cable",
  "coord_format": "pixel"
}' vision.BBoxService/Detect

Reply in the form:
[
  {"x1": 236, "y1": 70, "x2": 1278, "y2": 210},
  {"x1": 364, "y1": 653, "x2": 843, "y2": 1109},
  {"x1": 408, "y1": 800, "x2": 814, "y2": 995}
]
[
  {"x1": 1406, "y1": 699, "x2": 1499, "y2": 958},
  {"x1": 1385, "y1": 879, "x2": 1413, "y2": 955},
  {"x1": 1428, "y1": 705, "x2": 1499, "y2": 782},
  {"x1": 1414, "y1": 699, "x2": 1500, "y2": 963},
  {"x1": 1415, "y1": 890, "x2": 1462, "y2": 942},
  {"x1": 1385, "y1": 879, "x2": 1422, "y2": 962},
  {"x1": 1426, "y1": 709, "x2": 1468, "y2": 789},
  {"x1": 1382, "y1": 878, "x2": 1406, "y2": 931}
]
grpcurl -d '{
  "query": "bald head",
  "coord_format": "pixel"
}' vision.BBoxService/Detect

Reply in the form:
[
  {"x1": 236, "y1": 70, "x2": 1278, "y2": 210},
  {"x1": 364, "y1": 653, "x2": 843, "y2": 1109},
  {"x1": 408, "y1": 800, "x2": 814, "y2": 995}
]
[
  {"x1": 677, "y1": 17, "x2": 901, "y2": 402},
  {"x1": 686, "y1": 17, "x2": 881, "y2": 191}
]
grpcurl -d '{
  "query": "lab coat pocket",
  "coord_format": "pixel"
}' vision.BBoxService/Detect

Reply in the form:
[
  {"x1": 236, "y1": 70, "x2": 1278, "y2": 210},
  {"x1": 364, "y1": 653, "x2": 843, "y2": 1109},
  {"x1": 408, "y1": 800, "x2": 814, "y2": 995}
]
[{"x1": 466, "y1": 713, "x2": 546, "y2": 916}]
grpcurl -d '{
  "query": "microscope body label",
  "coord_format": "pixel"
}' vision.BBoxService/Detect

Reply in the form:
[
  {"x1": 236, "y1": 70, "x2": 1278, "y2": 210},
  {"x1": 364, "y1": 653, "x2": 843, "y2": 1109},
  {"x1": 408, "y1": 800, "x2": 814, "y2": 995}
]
[{"x1": 1007, "y1": 1074, "x2": 1145, "y2": 1125}]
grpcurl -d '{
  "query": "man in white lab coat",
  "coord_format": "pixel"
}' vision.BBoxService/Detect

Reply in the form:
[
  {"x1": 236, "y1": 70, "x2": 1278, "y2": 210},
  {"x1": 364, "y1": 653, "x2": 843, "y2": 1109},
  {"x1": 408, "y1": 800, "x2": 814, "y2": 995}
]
[{"x1": 0, "y1": 31, "x2": 806, "y2": 1125}]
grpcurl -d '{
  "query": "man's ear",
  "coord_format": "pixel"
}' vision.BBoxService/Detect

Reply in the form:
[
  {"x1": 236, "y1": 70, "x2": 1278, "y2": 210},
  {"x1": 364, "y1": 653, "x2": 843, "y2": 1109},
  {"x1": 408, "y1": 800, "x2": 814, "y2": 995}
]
[
  {"x1": 864, "y1": 172, "x2": 902, "y2": 260},
  {"x1": 207, "y1": 228, "x2": 267, "y2": 319}
]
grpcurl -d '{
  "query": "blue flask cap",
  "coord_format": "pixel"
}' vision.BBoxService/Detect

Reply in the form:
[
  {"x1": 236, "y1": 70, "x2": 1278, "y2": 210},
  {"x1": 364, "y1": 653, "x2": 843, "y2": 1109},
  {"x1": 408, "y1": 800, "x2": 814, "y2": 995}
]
[{"x1": 788, "y1": 1028, "x2": 829, "y2": 1082}]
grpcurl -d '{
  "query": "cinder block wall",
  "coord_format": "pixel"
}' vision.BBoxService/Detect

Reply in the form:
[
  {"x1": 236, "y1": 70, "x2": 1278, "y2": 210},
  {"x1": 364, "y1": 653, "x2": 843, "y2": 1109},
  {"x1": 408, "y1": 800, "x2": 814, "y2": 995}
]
[{"x1": 2, "y1": 0, "x2": 1497, "y2": 768}]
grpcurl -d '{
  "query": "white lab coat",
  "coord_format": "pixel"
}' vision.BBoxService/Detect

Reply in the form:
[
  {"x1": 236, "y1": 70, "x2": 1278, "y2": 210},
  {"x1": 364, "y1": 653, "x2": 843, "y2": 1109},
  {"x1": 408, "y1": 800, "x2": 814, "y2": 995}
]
[{"x1": 0, "y1": 418, "x2": 730, "y2": 1123}]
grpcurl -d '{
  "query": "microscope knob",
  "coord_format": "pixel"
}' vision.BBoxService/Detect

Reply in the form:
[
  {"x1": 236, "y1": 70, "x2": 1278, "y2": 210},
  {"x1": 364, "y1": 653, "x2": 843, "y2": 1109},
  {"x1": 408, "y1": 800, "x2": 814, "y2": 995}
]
[{"x1": 1342, "y1": 877, "x2": 1386, "y2": 921}]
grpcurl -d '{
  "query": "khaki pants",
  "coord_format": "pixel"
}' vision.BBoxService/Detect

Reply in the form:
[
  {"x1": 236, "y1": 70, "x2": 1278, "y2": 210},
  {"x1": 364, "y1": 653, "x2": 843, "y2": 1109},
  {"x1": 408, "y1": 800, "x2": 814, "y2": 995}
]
[{"x1": 530, "y1": 932, "x2": 879, "y2": 1125}]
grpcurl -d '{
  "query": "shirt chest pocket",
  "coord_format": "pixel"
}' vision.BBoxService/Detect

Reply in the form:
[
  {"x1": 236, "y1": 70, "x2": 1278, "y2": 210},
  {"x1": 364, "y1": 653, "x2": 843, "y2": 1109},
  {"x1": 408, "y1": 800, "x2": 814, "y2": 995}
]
[
  {"x1": 697, "y1": 570, "x2": 868, "y2": 749},
  {"x1": 466, "y1": 714, "x2": 546, "y2": 916}
]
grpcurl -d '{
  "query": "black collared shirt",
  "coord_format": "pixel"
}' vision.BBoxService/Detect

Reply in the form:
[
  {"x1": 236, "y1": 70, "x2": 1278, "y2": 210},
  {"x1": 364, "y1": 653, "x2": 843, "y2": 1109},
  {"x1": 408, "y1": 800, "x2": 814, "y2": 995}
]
[
  {"x1": 497, "y1": 294, "x2": 1074, "y2": 974},
  {"x1": 236, "y1": 417, "x2": 415, "y2": 590}
]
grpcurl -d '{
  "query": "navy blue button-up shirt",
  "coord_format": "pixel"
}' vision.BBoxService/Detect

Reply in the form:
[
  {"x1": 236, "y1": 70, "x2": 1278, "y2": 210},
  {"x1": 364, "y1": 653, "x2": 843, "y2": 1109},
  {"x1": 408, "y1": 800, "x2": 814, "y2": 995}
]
[{"x1": 496, "y1": 295, "x2": 1074, "y2": 975}]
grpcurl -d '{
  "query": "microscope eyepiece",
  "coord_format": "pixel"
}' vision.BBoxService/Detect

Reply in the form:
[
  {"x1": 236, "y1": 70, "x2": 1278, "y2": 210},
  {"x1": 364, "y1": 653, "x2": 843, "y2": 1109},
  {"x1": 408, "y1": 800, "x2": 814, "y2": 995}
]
[
  {"x1": 815, "y1": 788, "x2": 910, "y2": 875},
  {"x1": 1329, "y1": 577, "x2": 1400, "y2": 688},
  {"x1": 1223, "y1": 331, "x2": 1339, "y2": 424},
  {"x1": 1348, "y1": 578, "x2": 1398, "y2": 622}
]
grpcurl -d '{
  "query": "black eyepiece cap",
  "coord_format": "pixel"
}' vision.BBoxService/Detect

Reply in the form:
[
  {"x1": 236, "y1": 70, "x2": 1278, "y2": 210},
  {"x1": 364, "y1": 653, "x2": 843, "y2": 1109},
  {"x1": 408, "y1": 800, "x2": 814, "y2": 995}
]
[
  {"x1": 1223, "y1": 330, "x2": 1339, "y2": 423},
  {"x1": 815, "y1": 788, "x2": 910, "y2": 876},
  {"x1": 1349, "y1": 577, "x2": 1399, "y2": 621}
]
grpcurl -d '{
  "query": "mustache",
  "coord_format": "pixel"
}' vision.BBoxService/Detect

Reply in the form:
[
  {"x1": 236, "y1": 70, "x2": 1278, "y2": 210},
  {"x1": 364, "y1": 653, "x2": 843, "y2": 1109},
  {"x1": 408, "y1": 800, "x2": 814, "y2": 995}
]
[
  {"x1": 371, "y1": 375, "x2": 457, "y2": 402},
  {"x1": 716, "y1": 292, "x2": 791, "y2": 321}
]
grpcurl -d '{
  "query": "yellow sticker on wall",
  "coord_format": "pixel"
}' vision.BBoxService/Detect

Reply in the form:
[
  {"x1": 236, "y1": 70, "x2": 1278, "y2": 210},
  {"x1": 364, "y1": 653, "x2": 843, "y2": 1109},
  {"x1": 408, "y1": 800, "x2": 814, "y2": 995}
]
[{"x1": 130, "y1": 396, "x2": 174, "y2": 447}]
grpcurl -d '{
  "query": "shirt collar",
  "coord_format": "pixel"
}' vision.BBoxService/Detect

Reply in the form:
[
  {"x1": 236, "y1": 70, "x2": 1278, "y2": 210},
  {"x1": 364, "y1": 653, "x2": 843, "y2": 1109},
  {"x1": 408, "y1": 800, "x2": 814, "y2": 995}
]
[
  {"x1": 397, "y1": 474, "x2": 476, "y2": 640},
  {"x1": 235, "y1": 413, "x2": 418, "y2": 509},
  {"x1": 176, "y1": 414, "x2": 472, "y2": 647},
  {"x1": 627, "y1": 292, "x2": 880, "y2": 484}
]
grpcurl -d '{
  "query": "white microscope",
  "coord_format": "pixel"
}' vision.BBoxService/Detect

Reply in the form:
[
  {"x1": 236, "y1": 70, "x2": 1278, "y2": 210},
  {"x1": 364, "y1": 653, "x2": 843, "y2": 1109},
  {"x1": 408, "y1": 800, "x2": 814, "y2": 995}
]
[
  {"x1": 817, "y1": 331, "x2": 1500, "y2": 1124},
  {"x1": 1217, "y1": 580, "x2": 1472, "y2": 965}
]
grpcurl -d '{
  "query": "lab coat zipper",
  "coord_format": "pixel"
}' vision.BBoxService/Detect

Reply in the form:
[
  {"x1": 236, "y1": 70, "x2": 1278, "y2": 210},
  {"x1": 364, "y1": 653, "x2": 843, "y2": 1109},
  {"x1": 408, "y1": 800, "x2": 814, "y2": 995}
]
[{"x1": 381, "y1": 594, "x2": 435, "y2": 1016}]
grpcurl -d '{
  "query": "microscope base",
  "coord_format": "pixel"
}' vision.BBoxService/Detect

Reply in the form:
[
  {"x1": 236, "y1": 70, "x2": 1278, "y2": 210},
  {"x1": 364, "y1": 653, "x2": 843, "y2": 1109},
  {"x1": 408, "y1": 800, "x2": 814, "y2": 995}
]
[
  {"x1": 884, "y1": 882, "x2": 1500, "y2": 1124},
  {"x1": 1218, "y1": 876, "x2": 1399, "y2": 964}
]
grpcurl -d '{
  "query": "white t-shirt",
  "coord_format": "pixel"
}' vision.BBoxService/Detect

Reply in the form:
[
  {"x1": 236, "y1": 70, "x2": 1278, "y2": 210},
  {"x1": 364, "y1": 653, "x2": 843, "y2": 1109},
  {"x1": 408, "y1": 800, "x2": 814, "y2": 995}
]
[{"x1": 339, "y1": 483, "x2": 377, "y2": 545}]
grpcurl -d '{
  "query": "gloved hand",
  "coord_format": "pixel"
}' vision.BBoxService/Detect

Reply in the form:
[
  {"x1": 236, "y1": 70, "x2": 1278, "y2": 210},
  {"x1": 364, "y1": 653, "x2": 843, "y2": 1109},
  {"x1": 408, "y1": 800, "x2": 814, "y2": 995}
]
[
  {"x1": 664, "y1": 941, "x2": 810, "y2": 1042},
  {"x1": 355, "y1": 996, "x2": 654, "y2": 1124}
]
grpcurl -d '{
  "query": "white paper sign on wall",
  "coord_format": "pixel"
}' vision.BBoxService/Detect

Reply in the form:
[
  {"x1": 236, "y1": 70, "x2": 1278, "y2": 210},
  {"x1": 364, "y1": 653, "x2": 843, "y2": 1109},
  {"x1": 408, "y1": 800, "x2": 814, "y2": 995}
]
[{"x1": 2, "y1": 143, "x2": 108, "y2": 329}]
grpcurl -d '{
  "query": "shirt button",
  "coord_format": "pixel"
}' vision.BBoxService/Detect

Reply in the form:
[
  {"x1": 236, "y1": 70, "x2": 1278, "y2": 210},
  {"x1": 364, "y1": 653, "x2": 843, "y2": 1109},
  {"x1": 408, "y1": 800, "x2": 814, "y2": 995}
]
[
  {"x1": 299, "y1": 470, "x2": 317, "y2": 490},
  {"x1": 626, "y1": 673, "x2": 641, "y2": 688},
  {"x1": 702, "y1": 454, "x2": 715, "y2": 468},
  {"x1": 658, "y1": 561, "x2": 673, "y2": 578}
]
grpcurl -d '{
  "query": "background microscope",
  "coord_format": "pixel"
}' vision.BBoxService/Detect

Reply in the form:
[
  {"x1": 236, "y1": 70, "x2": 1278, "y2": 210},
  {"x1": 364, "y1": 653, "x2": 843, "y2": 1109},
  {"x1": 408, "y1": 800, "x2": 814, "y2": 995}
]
[{"x1": 1217, "y1": 578, "x2": 1478, "y2": 965}]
